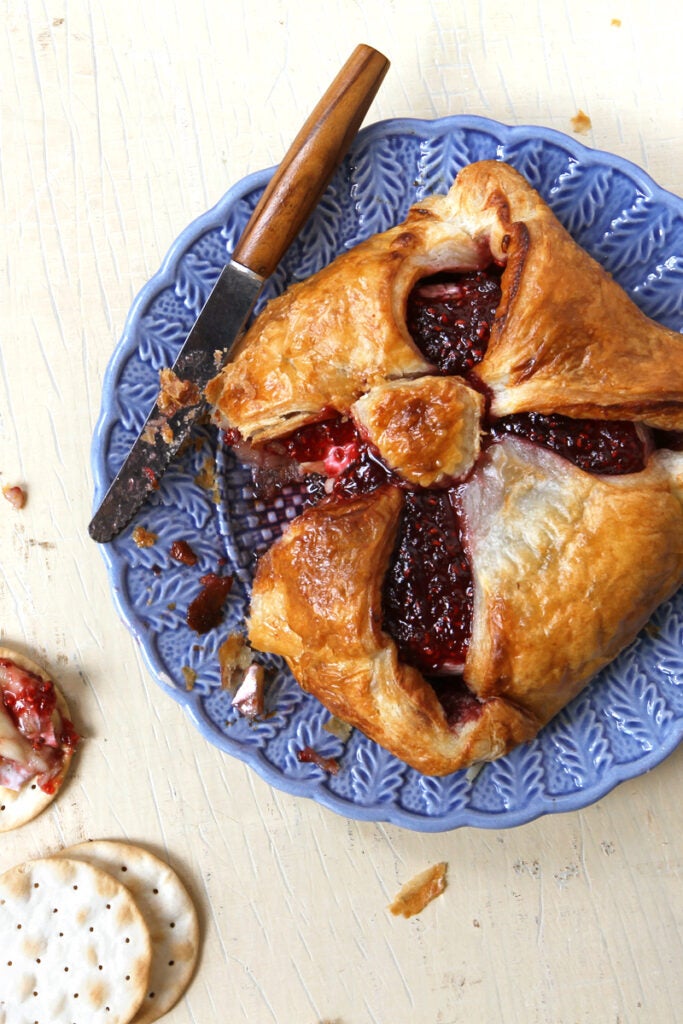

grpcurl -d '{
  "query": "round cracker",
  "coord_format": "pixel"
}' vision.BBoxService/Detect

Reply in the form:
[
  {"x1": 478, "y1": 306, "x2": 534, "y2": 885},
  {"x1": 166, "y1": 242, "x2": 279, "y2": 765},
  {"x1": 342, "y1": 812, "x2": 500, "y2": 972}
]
[
  {"x1": 0, "y1": 856, "x2": 152, "y2": 1024},
  {"x1": 0, "y1": 646, "x2": 78, "y2": 833},
  {"x1": 57, "y1": 840, "x2": 199, "y2": 1024}
]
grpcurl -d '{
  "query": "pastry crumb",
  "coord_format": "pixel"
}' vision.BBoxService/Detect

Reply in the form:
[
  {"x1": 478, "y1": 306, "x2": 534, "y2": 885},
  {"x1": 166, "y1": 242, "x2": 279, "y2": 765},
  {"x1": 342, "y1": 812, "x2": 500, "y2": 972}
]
[
  {"x1": 158, "y1": 367, "x2": 201, "y2": 416},
  {"x1": 323, "y1": 716, "x2": 353, "y2": 742},
  {"x1": 132, "y1": 525, "x2": 158, "y2": 548},
  {"x1": 465, "y1": 762, "x2": 485, "y2": 783},
  {"x1": 194, "y1": 455, "x2": 221, "y2": 503},
  {"x1": 218, "y1": 632, "x2": 253, "y2": 692},
  {"x1": 388, "y1": 862, "x2": 448, "y2": 918},
  {"x1": 141, "y1": 416, "x2": 174, "y2": 446},
  {"x1": 571, "y1": 109, "x2": 592, "y2": 135},
  {"x1": 182, "y1": 666, "x2": 197, "y2": 690},
  {"x1": 2, "y1": 484, "x2": 26, "y2": 509},
  {"x1": 611, "y1": 17, "x2": 622, "y2": 26}
]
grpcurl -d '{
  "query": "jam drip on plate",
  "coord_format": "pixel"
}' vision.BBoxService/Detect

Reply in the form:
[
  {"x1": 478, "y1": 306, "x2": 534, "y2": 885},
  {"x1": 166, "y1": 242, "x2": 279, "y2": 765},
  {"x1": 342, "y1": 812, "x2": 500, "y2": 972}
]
[{"x1": 382, "y1": 492, "x2": 472, "y2": 676}]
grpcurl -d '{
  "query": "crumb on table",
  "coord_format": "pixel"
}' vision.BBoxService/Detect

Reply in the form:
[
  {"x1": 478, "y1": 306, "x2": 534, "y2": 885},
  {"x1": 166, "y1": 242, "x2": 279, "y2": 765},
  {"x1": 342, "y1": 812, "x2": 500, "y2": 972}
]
[
  {"x1": 388, "y1": 862, "x2": 448, "y2": 918},
  {"x1": 571, "y1": 109, "x2": 592, "y2": 134},
  {"x1": 3, "y1": 484, "x2": 26, "y2": 509}
]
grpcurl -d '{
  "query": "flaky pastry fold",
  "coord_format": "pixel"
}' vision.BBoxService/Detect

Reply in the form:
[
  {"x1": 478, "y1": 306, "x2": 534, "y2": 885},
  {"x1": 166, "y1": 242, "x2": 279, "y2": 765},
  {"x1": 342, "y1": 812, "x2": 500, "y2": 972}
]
[
  {"x1": 207, "y1": 160, "x2": 683, "y2": 439},
  {"x1": 248, "y1": 486, "x2": 538, "y2": 775}
]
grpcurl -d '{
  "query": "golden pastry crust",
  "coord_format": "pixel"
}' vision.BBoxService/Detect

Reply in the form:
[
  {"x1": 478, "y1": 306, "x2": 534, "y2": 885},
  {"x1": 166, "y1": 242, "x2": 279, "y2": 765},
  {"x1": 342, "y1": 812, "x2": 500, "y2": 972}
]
[
  {"x1": 210, "y1": 159, "x2": 683, "y2": 776},
  {"x1": 459, "y1": 439, "x2": 683, "y2": 724},
  {"x1": 206, "y1": 197, "x2": 486, "y2": 442},
  {"x1": 351, "y1": 376, "x2": 484, "y2": 487},
  {"x1": 248, "y1": 449, "x2": 683, "y2": 775},
  {"x1": 457, "y1": 163, "x2": 683, "y2": 429}
]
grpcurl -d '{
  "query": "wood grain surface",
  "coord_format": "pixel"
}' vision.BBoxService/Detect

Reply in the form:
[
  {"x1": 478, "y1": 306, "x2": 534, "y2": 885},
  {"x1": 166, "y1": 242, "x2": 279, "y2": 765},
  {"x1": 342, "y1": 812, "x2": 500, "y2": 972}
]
[{"x1": 1, "y1": 2, "x2": 681, "y2": 1022}]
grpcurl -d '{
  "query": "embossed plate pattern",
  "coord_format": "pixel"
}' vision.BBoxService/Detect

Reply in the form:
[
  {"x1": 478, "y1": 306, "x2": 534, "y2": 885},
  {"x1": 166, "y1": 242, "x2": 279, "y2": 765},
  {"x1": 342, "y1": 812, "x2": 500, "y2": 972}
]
[{"x1": 91, "y1": 117, "x2": 683, "y2": 832}]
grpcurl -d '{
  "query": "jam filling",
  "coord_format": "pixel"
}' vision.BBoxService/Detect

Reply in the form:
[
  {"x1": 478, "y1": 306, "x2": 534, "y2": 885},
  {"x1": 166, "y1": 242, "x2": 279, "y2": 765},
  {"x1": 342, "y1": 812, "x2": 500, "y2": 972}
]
[
  {"x1": 272, "y1": 417, "x2": 394, "y2": 503},
  {"x1": 429, "y1": 677, "x2": 483, "y2": 728},
  {"x1": 490, "y1": 412, "x2": 647, "y2": 475},
  {"x1": 382, "y1": 492, "x2": 473, "y2": 676},
  {"x1": 406, "y1": 267, "x2": 504, "y2": 376}
]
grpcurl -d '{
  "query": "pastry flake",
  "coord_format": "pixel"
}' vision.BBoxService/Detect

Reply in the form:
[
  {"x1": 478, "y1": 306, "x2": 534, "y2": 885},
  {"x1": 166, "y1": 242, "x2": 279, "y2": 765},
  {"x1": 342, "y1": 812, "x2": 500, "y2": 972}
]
[{"x1": 388, "y1": 862, "x2": 448, "y2": 918}]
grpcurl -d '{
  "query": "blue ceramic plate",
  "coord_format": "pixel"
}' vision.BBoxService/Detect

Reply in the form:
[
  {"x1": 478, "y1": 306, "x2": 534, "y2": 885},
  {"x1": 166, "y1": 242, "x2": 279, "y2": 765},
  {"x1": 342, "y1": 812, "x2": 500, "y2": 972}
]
[{"x1": 91, "y1": 116, "x2": 683, "y2": 832}]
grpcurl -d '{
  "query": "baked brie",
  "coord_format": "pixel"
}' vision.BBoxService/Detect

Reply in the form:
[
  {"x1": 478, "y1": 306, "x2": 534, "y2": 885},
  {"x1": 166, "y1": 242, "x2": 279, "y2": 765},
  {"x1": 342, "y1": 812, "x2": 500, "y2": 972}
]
[{"x1": 207, "y1": 160, "x2": 683, "y2": 776}]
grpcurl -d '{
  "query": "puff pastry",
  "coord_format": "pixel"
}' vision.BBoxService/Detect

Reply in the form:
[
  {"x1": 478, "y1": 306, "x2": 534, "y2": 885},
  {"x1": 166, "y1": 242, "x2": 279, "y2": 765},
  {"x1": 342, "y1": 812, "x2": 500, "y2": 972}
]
[
  {"x1": 208, "y1": 160, "x2": 683, "y2": 775},
  {"x1": 207, "y1": 160, "x2": 683, "y2": 438}
]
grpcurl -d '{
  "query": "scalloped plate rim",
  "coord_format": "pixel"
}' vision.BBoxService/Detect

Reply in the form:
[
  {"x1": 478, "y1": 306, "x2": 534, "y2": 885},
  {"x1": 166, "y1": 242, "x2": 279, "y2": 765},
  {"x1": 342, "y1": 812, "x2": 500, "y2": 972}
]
[{"x1": 91, "y1": 114, "x2": 683, "y2": 832}]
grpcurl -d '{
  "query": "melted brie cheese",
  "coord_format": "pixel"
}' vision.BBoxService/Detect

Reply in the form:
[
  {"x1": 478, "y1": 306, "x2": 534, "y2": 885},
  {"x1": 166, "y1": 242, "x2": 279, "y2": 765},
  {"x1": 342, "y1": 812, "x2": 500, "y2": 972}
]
[{"x1": 0, "y1": 701, "x2": 35, "y2": 767}]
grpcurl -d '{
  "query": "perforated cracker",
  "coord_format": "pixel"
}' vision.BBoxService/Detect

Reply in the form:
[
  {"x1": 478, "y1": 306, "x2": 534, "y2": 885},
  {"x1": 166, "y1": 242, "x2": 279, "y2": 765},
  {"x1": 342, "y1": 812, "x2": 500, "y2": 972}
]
[
  {"x1": 0, "y1": 856, "x2": 151, "y2": 1024},
  {"x1": 58, "y1": 840, "x2": 199, "y2": 1024}
]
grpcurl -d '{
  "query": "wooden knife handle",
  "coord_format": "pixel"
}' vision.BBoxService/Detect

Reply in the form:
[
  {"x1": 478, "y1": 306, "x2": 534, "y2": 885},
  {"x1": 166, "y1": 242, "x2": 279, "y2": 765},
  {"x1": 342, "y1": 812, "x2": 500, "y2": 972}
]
[{"x1": 232, "y1": 44, "x2": 390, "y2": 279}]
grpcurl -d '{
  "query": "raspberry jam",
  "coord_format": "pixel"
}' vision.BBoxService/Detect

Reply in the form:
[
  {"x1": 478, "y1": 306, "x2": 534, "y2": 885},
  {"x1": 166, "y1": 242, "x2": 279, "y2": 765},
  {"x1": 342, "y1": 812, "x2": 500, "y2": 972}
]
[
  {"x1": 275, "y1": 417, "x2": 394, "y2": 502},
  {"x1": 406, "y1": 267, "x2": 504, "y2": 375},
  {"x1": 277, "y1": 416, "x2": 360, "y2": 471},
  {"x1": 382, "y1": 492, "x2": 473, "y2": 675},
  {"x1": 429, "y1": 677, "x2": 483, "y2": 727},
  {"x1": 187, "y1": 573, "x2": 233, "y2": 634},
  {"x1": 490, "y1": 413, "x2": 647, "y2": 475},
  {"x1": 405, "y1": 264, "x2": 648, "y2": 476},
  {"x1": 2, "y1": 670, "x2": 58, "y2": 738}
]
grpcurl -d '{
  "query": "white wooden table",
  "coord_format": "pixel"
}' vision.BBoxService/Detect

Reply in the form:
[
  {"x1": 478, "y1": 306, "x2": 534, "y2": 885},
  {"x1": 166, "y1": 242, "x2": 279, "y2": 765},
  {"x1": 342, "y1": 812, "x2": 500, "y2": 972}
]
[{"x1": 2, "y1": 2, "x2": 682, "y2": 1021}]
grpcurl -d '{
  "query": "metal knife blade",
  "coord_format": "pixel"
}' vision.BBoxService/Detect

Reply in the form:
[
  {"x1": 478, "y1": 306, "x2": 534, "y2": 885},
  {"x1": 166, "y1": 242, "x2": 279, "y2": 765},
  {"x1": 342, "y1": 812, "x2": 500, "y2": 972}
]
[
  {"x1": 89, "y1": 44, "x2": 389, "y2": 543},
  {"x1": 88, "y1": 260, "x2": 262, "y2": 543}
]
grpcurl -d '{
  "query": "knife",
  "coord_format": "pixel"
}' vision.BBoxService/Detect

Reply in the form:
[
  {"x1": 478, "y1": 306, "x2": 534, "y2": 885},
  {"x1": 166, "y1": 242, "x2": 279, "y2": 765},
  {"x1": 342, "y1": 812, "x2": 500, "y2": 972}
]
[{"x1": 89, "y1": 44, "x2": 390, "y2": 543}]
